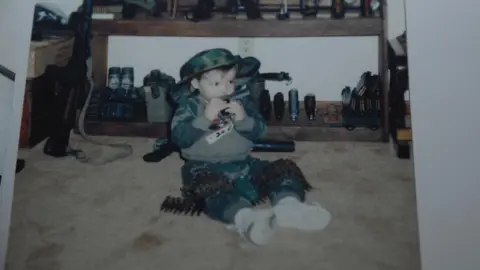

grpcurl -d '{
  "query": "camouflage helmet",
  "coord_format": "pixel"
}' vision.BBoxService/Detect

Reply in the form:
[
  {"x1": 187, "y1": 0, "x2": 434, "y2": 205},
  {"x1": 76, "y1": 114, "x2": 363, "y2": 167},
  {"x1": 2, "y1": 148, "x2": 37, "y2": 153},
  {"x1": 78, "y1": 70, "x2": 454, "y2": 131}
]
[{"x1": 178, "y1": 48, "x2": 241, "y2": 84}]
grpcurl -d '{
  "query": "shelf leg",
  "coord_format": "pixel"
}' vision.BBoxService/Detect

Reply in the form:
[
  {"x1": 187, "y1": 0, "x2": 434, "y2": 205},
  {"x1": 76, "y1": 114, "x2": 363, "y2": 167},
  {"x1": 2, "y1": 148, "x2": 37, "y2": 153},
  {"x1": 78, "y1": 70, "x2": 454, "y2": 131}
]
[
  {"x1": 91, "y1": 34, "x2": 109, "y2": 90},
  {"x1": 379, "y1": 1, "x2": 389, "y2": 142}
]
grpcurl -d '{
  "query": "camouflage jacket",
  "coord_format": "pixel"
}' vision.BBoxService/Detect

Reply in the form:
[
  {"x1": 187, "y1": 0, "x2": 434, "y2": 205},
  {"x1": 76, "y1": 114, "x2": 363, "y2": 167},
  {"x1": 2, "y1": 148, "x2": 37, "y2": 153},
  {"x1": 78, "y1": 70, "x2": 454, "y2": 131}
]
[{"x1": 170, "y1": 89, "x2": 266, "y2": 162}]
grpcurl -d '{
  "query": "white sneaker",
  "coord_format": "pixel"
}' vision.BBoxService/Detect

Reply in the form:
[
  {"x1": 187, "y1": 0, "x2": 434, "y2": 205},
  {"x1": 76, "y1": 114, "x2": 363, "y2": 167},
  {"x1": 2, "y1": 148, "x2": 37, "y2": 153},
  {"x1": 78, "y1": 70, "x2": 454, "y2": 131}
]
[
  {"x1": 234, "y1": 208, "x2": 277, "y2": 246},
  {"x1": 273, "y1": 197, "x2": 331, "y2": 231}
]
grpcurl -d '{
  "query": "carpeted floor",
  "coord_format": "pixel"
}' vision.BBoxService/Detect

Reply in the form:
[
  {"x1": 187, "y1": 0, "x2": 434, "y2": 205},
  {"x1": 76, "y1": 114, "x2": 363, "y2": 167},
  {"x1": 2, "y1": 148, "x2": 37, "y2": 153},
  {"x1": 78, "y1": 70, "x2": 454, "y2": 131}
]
[{"x1": 6, "y1": 137, "x2": 420, "y2": 270}]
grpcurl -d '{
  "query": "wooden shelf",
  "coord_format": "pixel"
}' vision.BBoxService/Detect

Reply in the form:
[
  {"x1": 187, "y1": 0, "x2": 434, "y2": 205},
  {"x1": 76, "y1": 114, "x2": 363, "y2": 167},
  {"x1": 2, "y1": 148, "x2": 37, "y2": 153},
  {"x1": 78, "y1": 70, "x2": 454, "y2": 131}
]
[
  {"x1": 91, "y1": 17, "x2": 383, "y2": 37},
  {"x1": 266, "y1": 126, "x2": 382, "y2": 142},
  {"x1": 82, "y1": 101, "x2": 381, "y2": 141},
  {"x1": 267, "y1": 113, "x2": 342, "y2": 128},
  {"x1": 88, "y1": 0, "x2": 389, "y2": 142},
  {"x1": 82, "y1": 121, "x2": 167, "y2": 138}
]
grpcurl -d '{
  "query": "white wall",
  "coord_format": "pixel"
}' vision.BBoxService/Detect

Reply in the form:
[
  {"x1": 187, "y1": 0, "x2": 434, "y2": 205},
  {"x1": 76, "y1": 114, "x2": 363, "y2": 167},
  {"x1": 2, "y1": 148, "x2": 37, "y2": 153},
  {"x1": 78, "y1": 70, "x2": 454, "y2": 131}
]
[
  {"x1": 51, "y1": 0, "x2": 405, "y2": 100},
  {"x1": 0, "y1": 1, "x2": 33, "y2": 173},
  {"x1": 0, "y1": 1, "x2": 34, "y2": 269},
  {"x1": 406, "y1": 0, "x2": 480, "y2": 270},
  {"x1": 0, "y1": 1, "x2": 33, "y2": 172}
]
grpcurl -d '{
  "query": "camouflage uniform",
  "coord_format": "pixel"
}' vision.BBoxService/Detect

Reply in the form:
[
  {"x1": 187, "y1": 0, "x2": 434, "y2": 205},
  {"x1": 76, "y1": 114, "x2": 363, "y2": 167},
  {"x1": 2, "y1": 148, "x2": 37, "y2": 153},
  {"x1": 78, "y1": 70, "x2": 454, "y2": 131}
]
[{"x1": 171, "y1": 48, "x2": 306, "y2": 224}]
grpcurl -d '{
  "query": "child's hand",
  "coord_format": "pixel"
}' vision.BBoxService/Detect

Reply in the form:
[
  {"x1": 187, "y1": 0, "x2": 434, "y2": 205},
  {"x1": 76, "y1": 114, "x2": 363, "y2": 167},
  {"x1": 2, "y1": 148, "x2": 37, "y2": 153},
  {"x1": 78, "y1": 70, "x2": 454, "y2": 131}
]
[
  {"x1": 205, "y1": 98, "x2": 228, "y2": 121},
  {"x1": 227, "y1": 101, "x2": 246, "y2": 121}
]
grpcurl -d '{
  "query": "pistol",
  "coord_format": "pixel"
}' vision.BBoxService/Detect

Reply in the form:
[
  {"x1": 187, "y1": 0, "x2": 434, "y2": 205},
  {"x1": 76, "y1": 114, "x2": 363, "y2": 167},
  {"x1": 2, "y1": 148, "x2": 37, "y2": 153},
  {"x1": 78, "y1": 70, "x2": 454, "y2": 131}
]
[
  {"x1": 218, "y1": 88, "x2": 251, "y2": 118},
  {"x1": 221, "y1": 88, "x2": 250, "y2": 103},
  {"x1": 209, "y1": 88, "x2": 251, "y2": 130}
]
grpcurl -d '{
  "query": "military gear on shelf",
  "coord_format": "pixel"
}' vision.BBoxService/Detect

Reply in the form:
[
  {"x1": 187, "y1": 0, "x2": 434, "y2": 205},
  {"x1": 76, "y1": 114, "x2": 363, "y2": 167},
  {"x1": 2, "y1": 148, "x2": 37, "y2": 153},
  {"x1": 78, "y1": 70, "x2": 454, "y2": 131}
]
[
  {"x1": 288, "y1": 89, "x2": 300, "y2": 121},
  {"x1": 259, "y1": 90, "x2": 272, "y2": 121},
  {"x1": 252, "y1": 72, "x2": 292, "y2": 106},
  {"x1": 221, "y1": 87, "x2": 250, "y2": 103},
  {"x1": 300, "y1": 0, "x2": 319, "y2": 17},
  {"x1": 185, "y1": 0, "x2": 261, "y2": 21},
  {"x1": 273, "y1": 92, "x2": 285, "y2": 121},
  {"x1": 251, "y1": 79, "x2": 265, "y2": 106},
  {"x1": 341, "y1": 86, "x2": 352, "y2": 106},
  {"x1": 259, "y1": 72, "x2": 292, "y2": 83},
  {"x1": 354, "y1": 71, "x2": 380, "y2": 97},
  {"x1": 341, "y1": 72, "x2": 381, "y2": 131},
  {"x1": 120, "y1": 67, "x2": 135, "y2": 92},
  {"x1": 277, "y1": 0, "x2": 290, "y2": 20},
  {"x1": 304, "y1": 93, "x2": 316, "y2": 120},
  {"x1": 108, "y1": 67, "x2": 122, "y2": 90},
  {"x1": 184, "y1": 0, "x2": 215, "y2": 22},
  {"x1": 143, "y1": 69, "x2": 176, "y2": 123},
  {"x1": 330, "y1": 0, "x2": 346, "y2": 19},
  {"x1": 31, "y1": 3, "x2": 72, "y2": 41},
  {"x1": 122, "y1": 0, "x2": 165, "y2": 19},
  {"x1": 240, "y1": 0, "x2": 262, "y2": 19},
  {"x1": 224, "y1": 0, "x2": 262, "y2": 19},
  {"x1": 360, "y1": 0, "x2": 374, "y2": 17}
]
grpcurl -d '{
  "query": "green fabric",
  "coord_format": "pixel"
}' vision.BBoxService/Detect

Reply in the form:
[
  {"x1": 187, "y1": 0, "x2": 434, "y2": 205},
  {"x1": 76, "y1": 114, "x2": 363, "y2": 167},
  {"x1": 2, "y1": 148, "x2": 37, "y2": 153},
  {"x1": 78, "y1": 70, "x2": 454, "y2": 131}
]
[
  {"x1": 181, "y1": 156, "x2": 306, "y2": 224},
  {"x1": 171, "y1": 49, "x2": 262, "y2": 103},
  {"x1": 170, "y1": 94, "x2": 263, "y2": 162},
  {"x1": 178, "y1": 48, "x2": 241, "y2": 84}
]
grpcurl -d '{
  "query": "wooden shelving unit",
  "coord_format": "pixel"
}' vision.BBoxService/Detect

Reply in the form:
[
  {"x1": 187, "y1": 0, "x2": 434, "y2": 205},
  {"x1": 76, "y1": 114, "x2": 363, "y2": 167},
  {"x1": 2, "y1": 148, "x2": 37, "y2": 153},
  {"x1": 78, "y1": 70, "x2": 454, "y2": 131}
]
[
  {"x1": 87, "y1": 1, "x2": 389, "y2": 142},
  {"x1": 91, "y1": 17, "x2": 383, "y2": 37}
]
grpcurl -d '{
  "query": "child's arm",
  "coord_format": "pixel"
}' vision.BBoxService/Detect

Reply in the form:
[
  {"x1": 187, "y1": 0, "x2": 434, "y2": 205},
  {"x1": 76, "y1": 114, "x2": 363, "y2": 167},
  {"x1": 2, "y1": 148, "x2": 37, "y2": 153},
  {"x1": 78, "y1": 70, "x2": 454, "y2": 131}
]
[
  {"x1": 234, "y1": 97, "x2": 267, "y2": 141},
  {"x1": 171, "y1": 99, "x2": 210, "y2": 149}
]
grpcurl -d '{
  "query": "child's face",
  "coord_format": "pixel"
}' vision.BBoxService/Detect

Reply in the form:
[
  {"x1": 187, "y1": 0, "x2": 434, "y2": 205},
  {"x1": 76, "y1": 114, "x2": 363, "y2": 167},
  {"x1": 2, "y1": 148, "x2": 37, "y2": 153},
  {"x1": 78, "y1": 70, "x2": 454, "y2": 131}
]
[{"x1": 191, "y1": 67, "x2": 237, "y2": 100}]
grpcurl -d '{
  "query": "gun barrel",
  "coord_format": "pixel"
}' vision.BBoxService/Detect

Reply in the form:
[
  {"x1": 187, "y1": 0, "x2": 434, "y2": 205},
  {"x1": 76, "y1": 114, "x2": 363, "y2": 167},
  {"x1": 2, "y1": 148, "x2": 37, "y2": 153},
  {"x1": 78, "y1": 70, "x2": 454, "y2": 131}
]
[{"x1": 225, "y1": 88, "x2": 250, "y2": 102}]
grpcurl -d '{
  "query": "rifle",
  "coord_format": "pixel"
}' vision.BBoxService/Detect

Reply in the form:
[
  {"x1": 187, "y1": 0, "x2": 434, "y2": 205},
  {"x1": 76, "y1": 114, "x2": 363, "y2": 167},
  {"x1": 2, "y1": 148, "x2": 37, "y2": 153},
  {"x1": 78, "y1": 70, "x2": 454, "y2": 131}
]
[
  {"x1": 43, "y1": 1, "x2": 133, "y2": 164},
  {"x1": 42, "y1": 1, "x2": 93, "y2": 157}
]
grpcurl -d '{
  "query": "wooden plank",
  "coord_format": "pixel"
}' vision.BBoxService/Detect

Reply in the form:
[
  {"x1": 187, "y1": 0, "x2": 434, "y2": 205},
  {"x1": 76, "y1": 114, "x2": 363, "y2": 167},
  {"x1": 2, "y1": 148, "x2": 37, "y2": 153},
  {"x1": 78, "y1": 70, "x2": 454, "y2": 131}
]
[
  {"x1": 91, "y1": 17, "x2": 383, "y2": 37},
  {"x1": 83, "y1": 121, "x2": 168, "y2": 138},
  {"x1": 266, "y1": 126, "x2": 383, "y2": 142},
  {"x1": 82, "y1": 120, "x2": 382, "y2": 141},
  {"x1": 379, "y1": 0, "x2": 389, "y2": 142}
]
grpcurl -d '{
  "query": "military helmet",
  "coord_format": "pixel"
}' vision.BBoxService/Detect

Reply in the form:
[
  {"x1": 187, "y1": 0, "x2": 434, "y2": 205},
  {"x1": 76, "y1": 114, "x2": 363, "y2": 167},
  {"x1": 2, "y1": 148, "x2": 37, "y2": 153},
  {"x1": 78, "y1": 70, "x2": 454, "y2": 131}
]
[{"x1": 178, "y1": 48, "x2": 241, "y2": 84}]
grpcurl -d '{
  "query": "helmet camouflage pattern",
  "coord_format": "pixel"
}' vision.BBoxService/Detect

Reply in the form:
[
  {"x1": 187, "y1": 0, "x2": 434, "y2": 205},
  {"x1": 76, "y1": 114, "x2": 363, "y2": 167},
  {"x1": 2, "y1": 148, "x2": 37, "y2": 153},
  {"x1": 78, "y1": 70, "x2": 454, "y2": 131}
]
[
  {"x1": 171, "y1": 48, "x2": 261, "y2": 103},
  {"x1": 178, "y1": 48, "x2": 241, "y2": 84}
]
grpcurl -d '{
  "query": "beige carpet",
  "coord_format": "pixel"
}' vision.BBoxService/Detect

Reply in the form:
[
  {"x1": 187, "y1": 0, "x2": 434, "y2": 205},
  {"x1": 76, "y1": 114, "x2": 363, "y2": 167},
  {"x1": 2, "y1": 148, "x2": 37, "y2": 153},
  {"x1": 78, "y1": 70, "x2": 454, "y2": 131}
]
[{"x1": 6, "y1": 137, "x2": 420, "y2": 270}]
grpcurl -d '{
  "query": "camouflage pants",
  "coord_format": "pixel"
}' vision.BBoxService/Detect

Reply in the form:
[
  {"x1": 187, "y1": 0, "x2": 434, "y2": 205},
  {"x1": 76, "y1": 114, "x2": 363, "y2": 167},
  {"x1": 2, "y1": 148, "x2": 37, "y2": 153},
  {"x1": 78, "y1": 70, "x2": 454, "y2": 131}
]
[{"x1": 181, "y1": 156, "x2": 306, "y2": 224}]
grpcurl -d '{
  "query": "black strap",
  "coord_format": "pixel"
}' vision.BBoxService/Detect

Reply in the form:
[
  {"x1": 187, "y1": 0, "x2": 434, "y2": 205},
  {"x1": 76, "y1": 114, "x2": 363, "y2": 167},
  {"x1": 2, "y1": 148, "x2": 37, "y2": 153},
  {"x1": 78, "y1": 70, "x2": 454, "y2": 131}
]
[{"x1": 0, "y1": 64, "x2": 15, "y2": 81}]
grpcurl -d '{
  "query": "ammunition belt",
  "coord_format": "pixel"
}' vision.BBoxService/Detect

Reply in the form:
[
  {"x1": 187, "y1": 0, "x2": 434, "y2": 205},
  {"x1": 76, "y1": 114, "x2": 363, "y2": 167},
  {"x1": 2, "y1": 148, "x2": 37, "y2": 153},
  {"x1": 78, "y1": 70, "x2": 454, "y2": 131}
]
[
  {"x1": 161, "y1": 171, "x2": 234, "y2": 216},
  {"x1": 160, "y1": 159, "x2": 313, "y2": 216}
]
